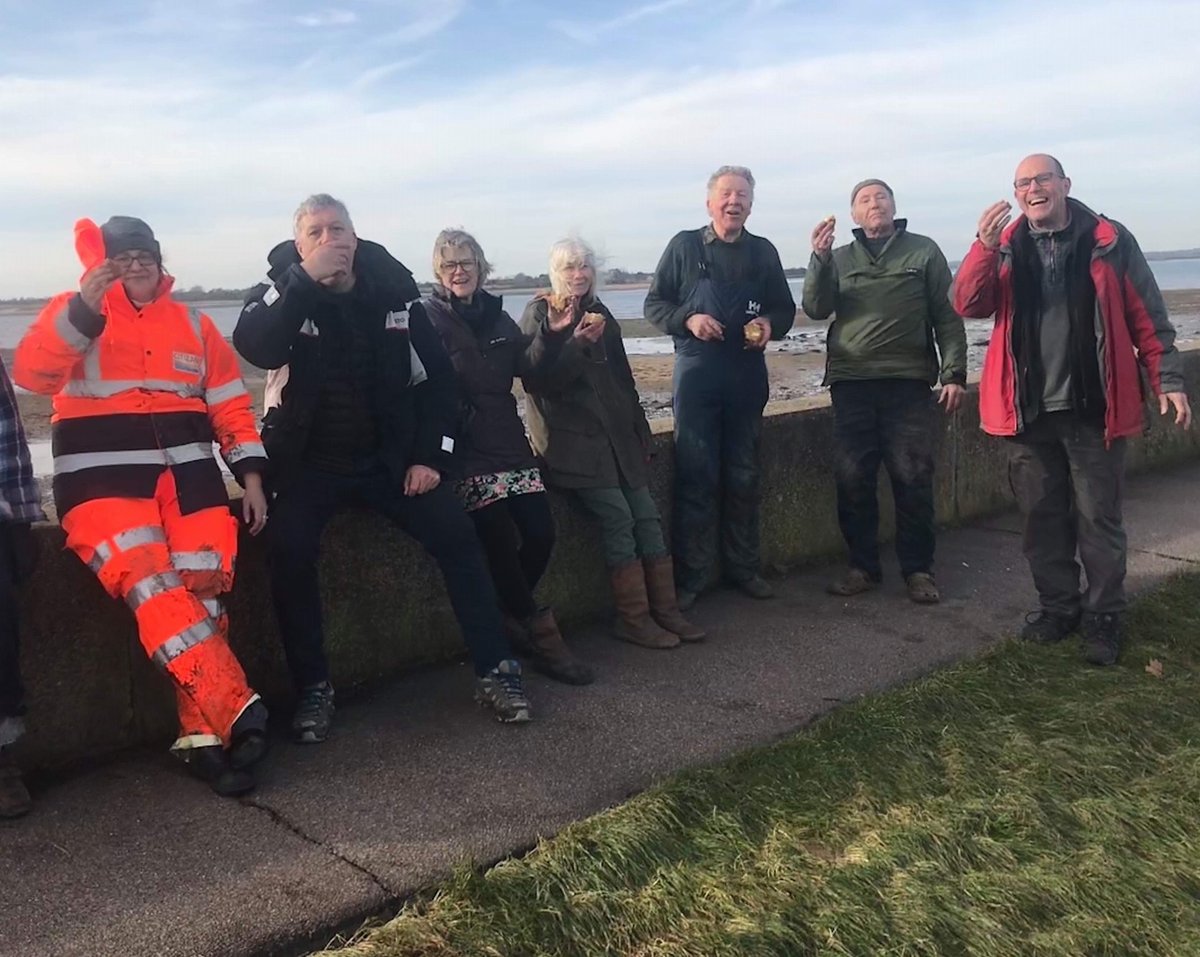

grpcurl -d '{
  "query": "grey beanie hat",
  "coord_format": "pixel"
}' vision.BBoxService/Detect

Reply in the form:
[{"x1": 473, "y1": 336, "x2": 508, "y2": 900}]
[
  {"x1": 101, "y1": 216, "x2": 162, "y2": 262},
  {"x1": 850, "y1": 178, "x2": 894, "y2": 204}
]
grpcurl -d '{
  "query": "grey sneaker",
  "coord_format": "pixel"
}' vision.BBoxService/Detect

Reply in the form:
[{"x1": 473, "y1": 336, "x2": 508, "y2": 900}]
[
  {"x1": 475, "y1": 659, "x2": 532, "y2": 723},
  {"x1": 292, "y1": 682, "x2": 335, "y2": 744}
]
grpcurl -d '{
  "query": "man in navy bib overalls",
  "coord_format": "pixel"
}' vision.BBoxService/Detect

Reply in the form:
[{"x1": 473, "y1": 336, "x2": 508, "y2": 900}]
[{"x1": 644, "y1": 166, "x2": 796, "y2": 610}]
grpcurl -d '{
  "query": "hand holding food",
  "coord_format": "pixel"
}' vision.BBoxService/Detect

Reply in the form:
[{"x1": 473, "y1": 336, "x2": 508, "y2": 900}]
[
  {"x1": 811, "y1": 214, "x2": 836, "y2": 260},
  {"x1": 546, "y1": 292, "x2": 579, "y2": 332},
  {"x1": 743, "y1": 318, "x2": 770, "y2": 350}
]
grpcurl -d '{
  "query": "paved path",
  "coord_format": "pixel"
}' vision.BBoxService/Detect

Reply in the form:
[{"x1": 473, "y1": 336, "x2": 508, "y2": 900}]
[{"x1": 3, "y1": 462, "x2": 1198, "y2": 957}]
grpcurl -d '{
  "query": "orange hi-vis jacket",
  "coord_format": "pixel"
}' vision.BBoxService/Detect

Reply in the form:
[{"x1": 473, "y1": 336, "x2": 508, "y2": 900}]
[{"x1": 13, "y1": 219, "x2": 267, "y2": 516}]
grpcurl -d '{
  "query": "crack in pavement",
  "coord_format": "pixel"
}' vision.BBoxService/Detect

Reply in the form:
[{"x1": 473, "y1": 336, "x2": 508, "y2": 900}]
[
  {"x1": 976, "y1": 527, "x2": 1200, "y2": 567},
  {"x1": 243, "y1": 797, "x2": 399, "y2": 903},
  {"x1": 1129, "y1": 547, "x2": 1200, "y2": 565}
]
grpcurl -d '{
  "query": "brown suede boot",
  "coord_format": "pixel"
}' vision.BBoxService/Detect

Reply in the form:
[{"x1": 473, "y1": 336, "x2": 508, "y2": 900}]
[
  {"x1": 643, "y1": 555, "x2": 706, "y2": 642},
  {"x1": 0, "y1": 748, "x2": 32, "y2": 819},
  {"x1": 610, "y1": 559, "x2": 679, "y2": 649},
  {"x1": 526, "y1": 607, "x2": 596, "y2": 685}
]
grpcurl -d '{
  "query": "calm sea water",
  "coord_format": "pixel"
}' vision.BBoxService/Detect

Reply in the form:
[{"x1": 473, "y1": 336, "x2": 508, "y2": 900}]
[{"x1": 3, "y1": 261, "x2": 1199, "y2": 352}]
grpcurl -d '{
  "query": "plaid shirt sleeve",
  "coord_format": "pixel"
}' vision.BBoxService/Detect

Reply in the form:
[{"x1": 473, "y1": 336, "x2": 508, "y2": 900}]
[{"x1": 0, "y1": 356, "x2": 46, "y2": 524}]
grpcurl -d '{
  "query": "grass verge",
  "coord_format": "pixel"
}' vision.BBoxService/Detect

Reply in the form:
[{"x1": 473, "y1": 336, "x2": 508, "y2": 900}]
[{"x1": 321, "y1": 573, "x2": 1200, "y2": 956}]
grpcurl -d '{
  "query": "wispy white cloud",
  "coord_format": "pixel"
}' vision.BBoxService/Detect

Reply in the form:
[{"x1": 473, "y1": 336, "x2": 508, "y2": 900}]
[
  {"x1": 552, "y1": 0, "x2": 694, "y2": 43},
  {"x1": 295, "y1": 9, "x2": 359, "y2": 28}
]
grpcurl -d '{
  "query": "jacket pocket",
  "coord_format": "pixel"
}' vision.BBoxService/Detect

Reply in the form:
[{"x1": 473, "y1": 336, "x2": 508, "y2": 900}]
[{"x1": 541, "y1": 427, "x2": 601, "y2": 478}]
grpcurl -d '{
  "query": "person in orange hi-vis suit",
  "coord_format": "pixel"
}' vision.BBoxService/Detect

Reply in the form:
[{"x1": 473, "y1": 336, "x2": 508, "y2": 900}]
[{"x1": 13, "y1": 216, "x2": 271, "y2": 797}]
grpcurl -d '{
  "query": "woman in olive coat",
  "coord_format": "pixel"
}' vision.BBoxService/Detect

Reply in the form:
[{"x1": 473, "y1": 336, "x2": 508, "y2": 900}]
[{"x1": 520, "y1": 238, "x2": 704, "y2": 648}]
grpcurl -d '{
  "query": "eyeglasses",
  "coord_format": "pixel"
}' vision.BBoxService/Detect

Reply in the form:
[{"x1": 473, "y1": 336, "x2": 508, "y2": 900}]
[
  {"x1": 440, "y1": 259, "x2": 476, "y2": 273},
  {"x1": 1013, "y1": 172, "x2": 1059, "y2": 191},
  {"x1": 112, "y1": 252, "x2": 158, "y2": 268}
]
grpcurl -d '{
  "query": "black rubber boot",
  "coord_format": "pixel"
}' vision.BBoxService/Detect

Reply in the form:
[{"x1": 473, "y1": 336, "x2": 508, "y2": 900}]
[
  {"x1": 179, "y1": 745, "x2": 255, "y2": 797},
  {"x1": 229, "y1": 700, "x2": 270, "y2": 771}
]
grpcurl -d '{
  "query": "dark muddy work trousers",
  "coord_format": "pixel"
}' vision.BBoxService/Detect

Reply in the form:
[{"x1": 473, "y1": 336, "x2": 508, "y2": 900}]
[
  {"x1": 574, "y1": 483, "x2": 667, "y2": 567},
  {"x1": 0, "y1": 526, "x2": 22, "y2": 722},
  {"x1": 1006, "y1": 411, "x2": 1127, "y2": 617},
  {"x1": 268, "y1": 462, "x2": 510, "y2": 685},
  {"x1": 672, "y1": 354, "x2": 767, "y2": 595},
  {"x1": 831, "y1": 379, "x2": 937, "y2": 581},
  {"x1": 468, "y1": 491, "x2": 556, "y2": 621}
]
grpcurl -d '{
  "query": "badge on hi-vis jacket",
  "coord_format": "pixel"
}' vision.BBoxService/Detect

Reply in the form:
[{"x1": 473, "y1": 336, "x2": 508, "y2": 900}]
[{"x1": 173, "y1": 352, "x2": 203, "y2": 375}]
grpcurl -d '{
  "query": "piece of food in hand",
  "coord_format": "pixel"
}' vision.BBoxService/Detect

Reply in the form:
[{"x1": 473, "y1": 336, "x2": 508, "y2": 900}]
[
  {"x1": 744, "y1": 322, "x2": 766, "y2": 344},
  {"x1": 823, "y1": 215, "x2": 836, "y2": 225},
  {"x1": 547, "y1": 292, "x2": 572, "y2": 312},
  {"x1": 580, "y1": 311, "x2": 605, "y2": 329}
]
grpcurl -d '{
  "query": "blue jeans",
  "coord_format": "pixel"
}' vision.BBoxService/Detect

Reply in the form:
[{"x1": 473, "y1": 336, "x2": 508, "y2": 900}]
[{"x1": 267, "y1": 462, "x2": 510, "y2": 684}]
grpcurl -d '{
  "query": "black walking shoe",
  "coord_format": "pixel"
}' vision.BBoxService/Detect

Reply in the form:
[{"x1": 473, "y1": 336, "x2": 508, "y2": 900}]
[
  {"x1": 475, "y1": 659, "x2": 532, "y2": 723},
  {"x1": 1081, "y1": 612, "x2": 1123, "y2": 667},
  {"x1": 1020, "y1": 610, "x2": 1080, "y2": 644},
  {"x1": 177, "y1": 745, "x2": 255, "y2": 798},
  {"x1": 292, "y1": 682, "x2": 335, "y2": 744},
  {"x1": 229, "y1": 699, "x2": 270, "y2": 770}
]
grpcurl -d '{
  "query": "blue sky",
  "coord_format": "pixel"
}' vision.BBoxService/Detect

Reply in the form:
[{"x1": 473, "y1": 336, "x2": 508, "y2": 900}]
[{"x1": 0, "y1": 0, "x2": 1197, "y2": 296}]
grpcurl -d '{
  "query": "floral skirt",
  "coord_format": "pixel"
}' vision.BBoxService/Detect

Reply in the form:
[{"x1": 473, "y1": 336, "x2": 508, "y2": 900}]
[{"x1": 455, "y1": 467, "x2": 546, "y2": 512}]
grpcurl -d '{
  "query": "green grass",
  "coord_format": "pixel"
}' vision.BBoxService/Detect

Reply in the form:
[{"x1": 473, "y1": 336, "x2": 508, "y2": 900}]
[{"x1": 321, "y1": 574, "x2": 1200, "y2": 957}]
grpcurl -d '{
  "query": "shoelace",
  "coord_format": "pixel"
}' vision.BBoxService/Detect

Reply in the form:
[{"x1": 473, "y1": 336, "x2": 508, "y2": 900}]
[
  {"x1": 496, "y1": 671, "x2": 527, "y2": 703},
  {"x1": 296, "y1": 688, "x2": 331, "y2": 722}
]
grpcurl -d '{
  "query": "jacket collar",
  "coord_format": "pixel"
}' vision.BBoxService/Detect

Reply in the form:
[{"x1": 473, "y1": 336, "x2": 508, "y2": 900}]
[
  {"x1": 266, "y1": 238, "x2": 421, "y2": 303},
  {"x1": 1000, "y1": 198, "x2": 1117, "y2": 254},
  {"x1": 851, "y1": 219, "x2": 908, "y2": 247}
]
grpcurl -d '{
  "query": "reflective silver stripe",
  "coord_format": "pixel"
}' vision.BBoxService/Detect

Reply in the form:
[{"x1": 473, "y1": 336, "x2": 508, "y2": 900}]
[
  {"x1": 61, "y1": 379, "x2": 205, "y2": 399},
  {"x1": 53, "y1": 442, "x2": 212, "y2": 474},
  {"x1": 54, "y1": 304, "x2": 95, "y2": 353},
  {"x1": 114, "y1": 526, "x2": 167, "y2": 551},
  {"x1": 125, "y1": 571, "x2": 185, "y2": 611},
  {"x1": 205, "y1": 379, "x2": 247, "y2": 405},
  {"x1": 170, "y1": 551, "x2": 223, "y2": 572},
  {"x1": 88, "y1": 526, "x2": 165, "y2": 574},
  {"x1": 201, "y1": 598, "x2": 224, "y2": 619},
  {"x1": 299, "y1": 318, "x2": 319, "y2": 337},
  {"x1": 83, "y1": 342, "x2": 102, "y2": 382},
  {"x1": 151, "y1": 620, "x2": 216, "y2": 668},
  {"x1": 56, "y1": 449, "x2": 167, "y2": 473},
  {"x1": 187, "y1": 308, "x2": 208, "y2": 380},
  {"x1": 224, "y1": 441, "x2": 266, "y2": 464},
  {"x1": 164, "y1": 442, "x2": 214, "y2": 465}
]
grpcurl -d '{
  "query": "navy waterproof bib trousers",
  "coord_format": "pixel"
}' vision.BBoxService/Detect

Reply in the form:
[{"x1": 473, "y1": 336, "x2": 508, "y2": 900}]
[{"x1": 671, "y1": 240, "x2": 769, "y2": 594}]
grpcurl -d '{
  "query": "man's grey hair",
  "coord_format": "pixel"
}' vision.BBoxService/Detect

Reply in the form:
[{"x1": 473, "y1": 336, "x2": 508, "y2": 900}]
[
  {"x1": 432, "y1": 228, "x2": 493, "y2": 284},
  {"x1": 548, "y1": 237, "x2": 604, "y2": 298},
  {"x1": 707, "y1": 165, "x2": 755, "y2": 196},
  {"x1": 293, "y1": 194, "x2": 354, "y2": 238}
]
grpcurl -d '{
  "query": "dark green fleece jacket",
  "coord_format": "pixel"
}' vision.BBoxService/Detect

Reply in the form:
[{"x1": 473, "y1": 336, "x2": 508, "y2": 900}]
[{"x1": 802, "y1": 221, "x2": 966, "y2": 386}]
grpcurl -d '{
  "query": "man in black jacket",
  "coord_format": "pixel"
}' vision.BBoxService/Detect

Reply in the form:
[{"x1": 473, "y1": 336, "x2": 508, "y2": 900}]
[
  {"x1": 234, "y1": 195, "x2": 530, "y2": 742},
  {"x1": 644, "y1": 166, "x2": 795, "y2": 610}
]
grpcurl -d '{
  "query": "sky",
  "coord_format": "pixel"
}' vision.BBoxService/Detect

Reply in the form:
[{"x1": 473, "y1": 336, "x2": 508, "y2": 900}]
[{"x1": 0, "y1": 0, "x2": 1197, "y2": 297}]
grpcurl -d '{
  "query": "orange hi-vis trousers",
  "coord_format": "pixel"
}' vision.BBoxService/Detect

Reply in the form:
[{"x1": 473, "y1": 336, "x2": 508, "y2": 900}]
[{"x1": 61, "y1": 469, "x2": 257, "y2": 750}]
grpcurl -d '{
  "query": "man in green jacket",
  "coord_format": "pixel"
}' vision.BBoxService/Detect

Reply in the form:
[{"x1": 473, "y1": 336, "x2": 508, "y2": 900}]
[{"x1": 802, "y1": 179, "x2": 966, "y2": 604}]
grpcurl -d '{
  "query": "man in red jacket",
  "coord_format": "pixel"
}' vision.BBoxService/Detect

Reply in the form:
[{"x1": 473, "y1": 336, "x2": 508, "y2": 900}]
[{"x1": 955, "y1": 154, "x2": 1191, "y2": 666}]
